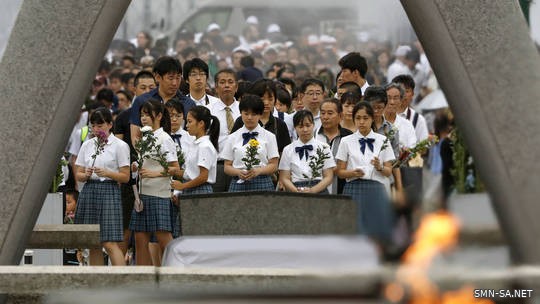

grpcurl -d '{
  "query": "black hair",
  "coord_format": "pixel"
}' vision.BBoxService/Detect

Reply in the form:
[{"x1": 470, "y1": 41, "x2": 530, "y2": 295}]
[
  {"x1": 339, "y1": 81, "x2": 363, "y2": 96},
  {"x1": 320, "y1": 98, "x2": 343, "y2": 114},
  {"x1": 352, "y1": 101, "x2": 375, "y2": 122},
  {"x1": 341, "y1": 91, "x2": 361, "y2": 106},
  {"x1": 364, "y1": 86, "x2": 388, "y2": 106},
  {"x1": 109, "y1": 68, "x2": 123, "y2": 80},
  {"x1": 182, "y1": 57, "x2": 209, "y2": 80},
  {"x1": 139, "y1": 98, "x2": 171, "y2": 133},
  {"x1": 96, "y1": 88, "x2": 115, "y2": 104},
  {"x1": 134, "y1": 70, "x2": 155, "y2": 87},
  {"x1": 276, "y1": 67, "x2": 296, "y2": 79},
  {"x1": 122, "y1": 55, "x2": 135, "y2": 64},
  {"x1": 188, "y1": 106, "x2": 220, "y2": 150},
  {"x1": 120, "y1": 72, "x2": 135, "y2": 85},
  {"x1": 239, "y1": 94, "x2": 264, "y2": 115},
  {"x1": 235, "y1": 80, "x2": 252, "y2": 100},
  {"x1": 391, "y1": 74, "x2": 416, "y2": 90},
  {"x1": 277, "y1": 77, "x2": 297, "y2": 99},
  {"x1": 180, "y1": 46, "x2": 198, "y2": 60},
  {"x1": 65, "y1": 188, "x2": 79, "y2": 201},
  {"x1": 164, "y1": 97, "x2": 185, "y2": 116},
  {"x1": 338, "y1": 52, "x2": 368, "y2": 78},
  {"x1": 90, "y1": 107, "x2": 113, "y2": 125},
  {"x1": 300, "y1": 78, "x2": 325, "y2": 94},
  {"x1": 116, "y1": 90, "x2": 133, "y2": 102},
  {"x1": 240, "y1": 55, "x2": 255, "y2": 68},
  {"x1": 248, "y1": 79, "x2": 276, "y2": 101},
  {"x1": 405, "y1": 48, "x2": 421, "y2": 64},
  {"x1": 276, "y1": 87, "x2": 292, "y2": 109},
  {"x1": 214, "y1": 68, "x2": 237, "y2": 84},
  {"x1": 153, "y1": 56, "x2": 182, "y2": 77},
  {"x1": 292, "y1": 110, "x2": 314, "y2": 127}
]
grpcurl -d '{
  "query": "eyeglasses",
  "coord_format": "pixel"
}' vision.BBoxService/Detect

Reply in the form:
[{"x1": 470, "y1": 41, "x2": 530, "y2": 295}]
[
  {"x1": 170, "y1": 114, "x2": 183, "y2": 120},
  {"x1": 189, "y1": 72, "x2": 207, "y2": 78}
]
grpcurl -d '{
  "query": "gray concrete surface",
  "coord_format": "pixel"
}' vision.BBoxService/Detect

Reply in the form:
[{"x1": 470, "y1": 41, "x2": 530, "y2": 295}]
[
  {"x1": 180, "y1": 192, "x2": 356, "y2": 235},
  {"x1": 401, "y1": 0, "x2": 540, "y2": 264},
  {"x1": 0, "y1": 0, "x2": 131, "y2": 266}
]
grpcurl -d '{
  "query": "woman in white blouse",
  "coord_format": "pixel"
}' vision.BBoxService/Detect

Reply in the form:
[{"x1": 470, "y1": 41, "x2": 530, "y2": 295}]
[
  {"x1": 171, "y1": 105, "x2": 219, "y2": 194},
  {"x1": 279, "y1": 110, "x2": 335, "y2": 194},
  {"x1": 222, "y1": 94, "x2": 279, "y2": 192},
  {"x1": 336, "y1": 101, "x2": 395, "y2": 245},
  {"x1": 75, "y1": 107, "x2": 130, "y2": 265}
]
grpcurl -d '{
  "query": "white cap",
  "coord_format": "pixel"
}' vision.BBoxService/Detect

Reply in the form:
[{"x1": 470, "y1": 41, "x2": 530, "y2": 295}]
[
  {"x1": 232, "y1": 45, "x2": 251, "y2": 55},
  {"x1": 267, "y1": 24, "x2": 281, "y2": 33},
  {"x1": 395, "y1": 45, "x2": 412, "y2": 57},
  {"x1": 246, "y1": 16, "x2": 259, "y2": 25},
  {"x1": 307, "y1": 34, "x2": 319, "y2": 45},
  {"x1": 206, "y1": 23, "x2": 221, "y2": 32}
]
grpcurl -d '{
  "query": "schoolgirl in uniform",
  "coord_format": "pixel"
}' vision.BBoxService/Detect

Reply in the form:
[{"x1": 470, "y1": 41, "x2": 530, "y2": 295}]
[
  {"x1": 336, "y1": 101, "x2": 395, "y2": 244},
  {"x1": 130, "y1": 98, "x2": 179, "y2": 265},
  {"x1": 222, "y1": 94, "x2": 279, "y2": 192},
  {"x1": 170, "y1": 105, "x2": 219, "y2": 194},
  {"x1": 278, "y1": 110, "x2": 335, "y2": 194},
  {"x1": 75, "y1": 107, "x2": 130, "y2": 266}
]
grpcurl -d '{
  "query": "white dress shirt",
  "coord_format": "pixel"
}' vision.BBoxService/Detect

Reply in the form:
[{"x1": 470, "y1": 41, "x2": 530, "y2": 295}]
[
  {"x1": 398, "y1": 107, "x2": 429, "y2": 142},
  {"x1": 387, "y1": 115, "x2": 417, "y2": 149},
  {"x1": 208, "y1": 99, "x2": 240, "y2": 154},
  {"x1": 335, "y1": 130, "x2": 395, "y2": 189},
  {"x1": 76, "y1": 133, "x2": 130, "y2": 181},
  {"x1": 183, "y1": 135, "x2": 217, "y2": 184},
  {"x1": 220, "y1": 125, "x2": 279, "y2": 169},
  {"x1": 278, "y1": 138, "x2": 335, "y2": 183},
  {"x1": 189, "y1": 93, "x2": 221, "y2": 107}
]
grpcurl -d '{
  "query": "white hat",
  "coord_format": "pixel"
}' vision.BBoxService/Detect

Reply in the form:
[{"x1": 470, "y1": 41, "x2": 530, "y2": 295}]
[
  {"x1": 319, "y1": 34, "x2": 336, "y2": 44},
  {"x1": 232, "y1": 46, "x2": 251, "y2": 55},
  {"x1": 267, "y1": 24, "x2": 281, "y2": 33},
  {"x1": 307, "y1": 34, "x2": 319, "y2": 46},
  {"x1": 246, "y1": 16, "x2": 259, "y2": 25},
  {"x1": 206, "y1": 23, "x2": 221, "y2": 32},
  {"x1": 395, "y1": 45, "x2": 412, "y2": 57}
]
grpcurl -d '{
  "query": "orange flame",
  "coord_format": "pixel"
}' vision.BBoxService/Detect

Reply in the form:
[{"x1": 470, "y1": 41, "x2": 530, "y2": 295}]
[{"x1": 385, "y1": 211, "x2": 494, "y2": 304}]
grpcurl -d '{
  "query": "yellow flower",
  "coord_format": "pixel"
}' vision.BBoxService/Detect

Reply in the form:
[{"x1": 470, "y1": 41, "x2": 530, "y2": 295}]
[{"x1": 248, "y1": 139, "x2": 259, "y2": 148}]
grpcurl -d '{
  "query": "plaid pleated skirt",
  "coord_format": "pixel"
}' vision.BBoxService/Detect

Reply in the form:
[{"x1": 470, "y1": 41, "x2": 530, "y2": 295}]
[
  {"x1": 129, "y1": 194, "x2": 173, "y2": 233},
  {"x1": 343, "y1": 179, "x2": 394, "y2": 242},
  {"x1": 182, "y1": 183, "x2": 213, "y2": 195},
  {"x1": 293, "y1": 180, "x2": 329, "y2": 194},
  {"x1": 75, "y1": 180, "x2": 123, "y2": 242},
  {"x1": 229, "y1": 175, "x2": 274, "y2": 192}
]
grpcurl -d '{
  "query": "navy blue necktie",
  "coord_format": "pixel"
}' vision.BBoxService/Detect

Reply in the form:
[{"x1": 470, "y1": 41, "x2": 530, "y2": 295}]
[
  {"x1": 242, "y1": 132, "x2": 259, "y2": 145},
  {"x1": 171, "y1": 134, "x2": 182, "y2": 149},
  {"x1": 295, "y1": 144, "x2": 313, "y2": 160},
  {"x1": 359, "y1": 138, "x2": 375, "y2": 154}
]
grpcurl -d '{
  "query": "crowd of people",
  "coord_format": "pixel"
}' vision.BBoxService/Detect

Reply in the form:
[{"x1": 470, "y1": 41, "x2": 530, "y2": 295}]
[{"x1": 60, "y1": 18, "x2": 455, "y2": 266}]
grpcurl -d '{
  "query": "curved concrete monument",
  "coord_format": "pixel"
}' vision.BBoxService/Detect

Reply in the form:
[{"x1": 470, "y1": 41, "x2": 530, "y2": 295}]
[
  {"x1": 401, "y1": 0, "x2": 540, "y2": 263},
  {"x1": 0, "y1": 0, "x2": 131, "y2": 266}
]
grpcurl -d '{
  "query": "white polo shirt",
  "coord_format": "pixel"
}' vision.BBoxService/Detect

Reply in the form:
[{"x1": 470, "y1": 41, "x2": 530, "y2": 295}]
[
  {"x1": 183, "y1": 135, "x2": 217, "y2": 184},
  {"x1": 398, "y1": 107, "x2": 429, "y2": 142},
  {"x1": 335, "y1": 130, "x2": 395, "y2": 187},
  {"x1": 387, "y1": 115, "x2": 417, "y2": 149},
  {"x1": 208, "y1": 99, "x2": 240, "y2": 154},
  {"x1": 220, "y1": 125, "x2": 279, "y2": 170},
  {"x1": 279, "y1": 138, "x2": 335, "y2": 183},
  {"x1": 76, "y1": 133, "x2": 130, "y2": 181}
]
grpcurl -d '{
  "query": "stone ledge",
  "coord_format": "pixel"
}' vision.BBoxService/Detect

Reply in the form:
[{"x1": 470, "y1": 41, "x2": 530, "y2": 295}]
[{"x1": 28, "y1": 225, "x2": 100, "y2": 249}]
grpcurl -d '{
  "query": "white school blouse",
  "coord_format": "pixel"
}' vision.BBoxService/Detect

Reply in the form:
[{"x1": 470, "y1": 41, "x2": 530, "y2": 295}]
[
  {"x1": 278, "y1": 138, "x2": 335, "y2": 183},
  {"x1": 76, "y1": 133, "x2": 130, "y2": 181},
  {"x1": 183, "y1": 135, "x2": 217, "y2": 184},
  {"x1": 140, "y1": 128, "x2": 178, "y2": 198},
  {"x1": 220, "y1": 125, "x2": 279, "y2": 170},
  {"x1": 171, "y1": 128, "x2": 195, "y2": 153},
  {"x1": 335, "y1": 130, "x2": 395, "y2": 189}
]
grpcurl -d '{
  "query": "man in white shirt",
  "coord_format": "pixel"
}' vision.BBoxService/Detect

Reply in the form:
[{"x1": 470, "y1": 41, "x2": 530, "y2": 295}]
[
  {"x1": 183, "y1": 58, "x2": 220, "y2": 107},
  {"x1": 338, "y1": 52, "x2": 370, "y2": 94},
  {"x1": 391, "y1": 74, "x2": 429, "y2": 142},
  {"x1": 384, "y1": 83, "x2": 417, "y2": 149},
  {"x1": 298, "y1": 78, "x2": 326, "y2": 132},
  {"x1": 207, "y1": 68, "x2": 240, "y2": 192},
  {"x1": 387, "y1": 45, "x2": 412, "y2": 84}
]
